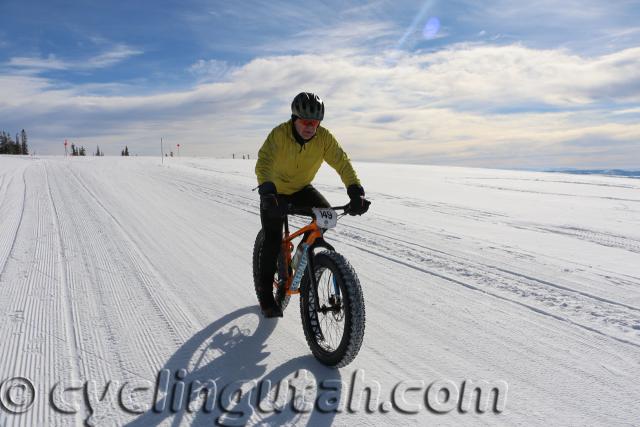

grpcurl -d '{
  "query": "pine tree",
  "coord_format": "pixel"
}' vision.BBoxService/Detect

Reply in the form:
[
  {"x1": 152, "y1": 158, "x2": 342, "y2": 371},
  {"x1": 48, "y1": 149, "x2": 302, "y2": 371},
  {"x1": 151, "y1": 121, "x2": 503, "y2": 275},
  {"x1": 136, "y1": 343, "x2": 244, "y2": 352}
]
[
  {"x1": 0, "y1": 131, "x2": 9, "y2": 154},
  {"x1": 71, "y1": 143, "x2": 77, "y2": 156},
  {"x1": 124, "y1": 146, "x2": 129, "y2": 156},
  {"x1": 79, "y1": 146, "x2": 86, "y2": 156},
  {"x1": 4, "y1": 133, "x2": 18, "y2": 154},
  {"x1": 0, "y1": 131, "x2": 28, "y2": 155},
  {"x1": 20, "y1": 130, "x2": 28, "y2": 155}
]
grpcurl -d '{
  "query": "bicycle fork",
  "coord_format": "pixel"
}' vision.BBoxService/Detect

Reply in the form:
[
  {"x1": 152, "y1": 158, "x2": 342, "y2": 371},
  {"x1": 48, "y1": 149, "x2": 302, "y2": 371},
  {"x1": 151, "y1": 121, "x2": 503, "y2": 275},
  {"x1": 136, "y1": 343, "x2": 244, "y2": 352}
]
[{"x1": 304, "y1": 249, "x2": 327, "y2": 342}]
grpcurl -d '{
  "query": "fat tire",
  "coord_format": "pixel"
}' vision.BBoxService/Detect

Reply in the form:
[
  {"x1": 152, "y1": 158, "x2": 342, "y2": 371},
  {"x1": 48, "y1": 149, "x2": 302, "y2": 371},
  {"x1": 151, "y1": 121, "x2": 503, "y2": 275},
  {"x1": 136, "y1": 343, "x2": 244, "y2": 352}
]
[
  {"x1": 252, "y1": 229, "x2": 290, "y2": 311},
  {"x1": 300, "y1": 250, "x2": 365, "y2": 367}
]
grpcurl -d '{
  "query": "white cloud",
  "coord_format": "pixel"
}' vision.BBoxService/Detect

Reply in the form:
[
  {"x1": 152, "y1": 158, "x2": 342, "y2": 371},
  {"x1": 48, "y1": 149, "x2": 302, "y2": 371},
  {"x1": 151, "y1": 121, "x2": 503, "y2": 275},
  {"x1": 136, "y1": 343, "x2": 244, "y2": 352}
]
[
  {"x1": 8, "y1": 54, "x2": 69, "y2": 70},
  {"x1": 189, "y1": 59, "x2": 234, "y2": 82},
  {"x1": 393, "y1": 44, "x2": 640, "y2": 107},
  {"x1": 455, "y1": 0, "x2": 640, "y2": 54},
  {"x1": 2, "y1": 43, "x2": 639, "y2": 167},
  {"x1": 86, "y1": 44, "x2": 143, "y2": 68},
  {"x1": 5, "y1": 44, "x2": 143, "y2": 73},
  {"x1": 256, "y1": 20, "x2": 399, "y2": 55}
]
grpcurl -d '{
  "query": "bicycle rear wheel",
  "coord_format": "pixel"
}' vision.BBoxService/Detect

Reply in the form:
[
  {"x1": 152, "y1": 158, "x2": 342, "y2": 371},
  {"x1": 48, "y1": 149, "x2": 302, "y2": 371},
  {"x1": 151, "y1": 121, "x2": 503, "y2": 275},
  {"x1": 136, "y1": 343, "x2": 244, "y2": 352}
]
[
  {"x1": 252, "y1": 229, "x2": 291, "y2": 311},
  {"x1": 300, "y1": 250, "x2": 365, "y2": 367}
]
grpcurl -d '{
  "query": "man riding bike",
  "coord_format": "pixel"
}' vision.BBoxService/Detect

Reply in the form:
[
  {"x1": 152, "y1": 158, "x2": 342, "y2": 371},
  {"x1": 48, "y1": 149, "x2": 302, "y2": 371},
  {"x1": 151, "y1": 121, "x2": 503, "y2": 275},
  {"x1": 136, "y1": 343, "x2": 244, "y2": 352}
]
[{"x1": 255, "y1": 92, "x2": 371, "y2": 318}]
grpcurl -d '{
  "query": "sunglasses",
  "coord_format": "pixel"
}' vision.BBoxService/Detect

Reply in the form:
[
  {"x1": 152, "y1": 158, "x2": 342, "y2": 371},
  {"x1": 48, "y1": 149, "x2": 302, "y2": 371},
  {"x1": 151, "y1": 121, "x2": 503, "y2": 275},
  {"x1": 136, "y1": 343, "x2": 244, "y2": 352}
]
[{"x1": 298, "y1": 118, "x2": 320, "y2": 127}]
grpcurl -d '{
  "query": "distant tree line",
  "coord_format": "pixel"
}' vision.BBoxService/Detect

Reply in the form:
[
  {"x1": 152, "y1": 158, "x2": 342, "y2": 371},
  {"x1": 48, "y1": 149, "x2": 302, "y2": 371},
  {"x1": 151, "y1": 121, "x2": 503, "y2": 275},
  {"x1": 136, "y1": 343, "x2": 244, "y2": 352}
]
[
  {"x1": 70, "y1": 143, "x2": 86, "y2": 156},
  {"x1": 67, "y1": 143, "x2": 107, "y2": 156},
  {"x1": 67, "y1": 144, "x2": 127, "y2": 156},
  {"x1": 0, "y1": 129, "x2": 29, "y2": 155},
  {"x1": 2, "y1": 132, "x2": 130, "y2": 157}
]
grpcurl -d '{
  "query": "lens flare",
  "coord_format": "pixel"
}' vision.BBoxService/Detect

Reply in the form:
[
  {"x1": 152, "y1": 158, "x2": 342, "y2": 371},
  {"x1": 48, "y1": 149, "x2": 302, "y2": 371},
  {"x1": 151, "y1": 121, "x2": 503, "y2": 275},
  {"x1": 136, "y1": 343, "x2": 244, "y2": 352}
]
[{"x1": 423, "y1": 17, "x2": 440, "y2": 39}]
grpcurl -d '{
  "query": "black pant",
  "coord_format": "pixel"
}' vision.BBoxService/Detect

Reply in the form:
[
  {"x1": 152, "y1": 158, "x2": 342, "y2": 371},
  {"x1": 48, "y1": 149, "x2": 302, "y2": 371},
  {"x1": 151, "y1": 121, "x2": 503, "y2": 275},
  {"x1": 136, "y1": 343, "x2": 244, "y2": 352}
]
[{"x1": 259, "y1": 185, "x2": 330, "y2": 292}]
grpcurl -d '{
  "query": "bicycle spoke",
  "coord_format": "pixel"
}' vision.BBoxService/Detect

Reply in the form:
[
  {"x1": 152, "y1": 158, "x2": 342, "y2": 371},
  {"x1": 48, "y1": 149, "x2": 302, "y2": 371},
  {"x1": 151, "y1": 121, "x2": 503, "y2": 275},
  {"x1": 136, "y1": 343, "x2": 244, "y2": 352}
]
[{"x1": 314, "y1": 267, "x2": 345, "y2": 352}]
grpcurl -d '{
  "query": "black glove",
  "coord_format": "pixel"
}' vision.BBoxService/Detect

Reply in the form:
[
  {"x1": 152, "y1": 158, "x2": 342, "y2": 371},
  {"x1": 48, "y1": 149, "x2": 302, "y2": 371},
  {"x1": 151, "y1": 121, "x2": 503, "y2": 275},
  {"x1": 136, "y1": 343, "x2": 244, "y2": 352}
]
[
  {"x1": 346, "y1": 184, "x2": 371, "y2": 216},
  {"x1": 259, "y1": 182, "x2": 285, "y2": 219}
]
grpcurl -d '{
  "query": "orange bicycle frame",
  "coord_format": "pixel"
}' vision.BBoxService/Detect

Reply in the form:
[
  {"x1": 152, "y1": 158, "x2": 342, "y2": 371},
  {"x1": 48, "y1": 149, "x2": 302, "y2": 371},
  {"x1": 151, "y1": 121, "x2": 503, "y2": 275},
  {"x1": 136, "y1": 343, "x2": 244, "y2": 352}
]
[{"x1": 278, "y1": 216, "x2": 323, "y2": 295}]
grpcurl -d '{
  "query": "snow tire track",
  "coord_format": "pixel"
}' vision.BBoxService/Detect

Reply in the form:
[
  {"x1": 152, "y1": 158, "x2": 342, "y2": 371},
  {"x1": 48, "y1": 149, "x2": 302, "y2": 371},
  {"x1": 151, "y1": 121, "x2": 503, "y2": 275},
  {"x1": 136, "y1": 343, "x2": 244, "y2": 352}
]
[
  {"x1": 64, "y1": 164, "x2": 200, "y2": 342},
  {"x1": 0, "y1": 167, "x2": 27, "y2": 281},
  {"x1": 125, "y1": 165, "x2": 640, "y2": 348},
  {"x1": 331, "y1": 224, "x2": 640, "y2": 348},
  {"x1": 534, "y1": 225, "x2": 640, "y2": 254},
  {"x1": 43, "y1": 162, "x2": 86, "y2": 425}
]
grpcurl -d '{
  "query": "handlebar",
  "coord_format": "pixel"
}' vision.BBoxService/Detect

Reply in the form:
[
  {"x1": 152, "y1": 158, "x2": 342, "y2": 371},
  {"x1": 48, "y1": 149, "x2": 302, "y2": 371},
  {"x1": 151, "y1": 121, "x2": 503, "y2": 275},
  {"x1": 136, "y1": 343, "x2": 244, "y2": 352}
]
[{"x1": 286, "y1": 204, "x2": 350, "y2": 217}]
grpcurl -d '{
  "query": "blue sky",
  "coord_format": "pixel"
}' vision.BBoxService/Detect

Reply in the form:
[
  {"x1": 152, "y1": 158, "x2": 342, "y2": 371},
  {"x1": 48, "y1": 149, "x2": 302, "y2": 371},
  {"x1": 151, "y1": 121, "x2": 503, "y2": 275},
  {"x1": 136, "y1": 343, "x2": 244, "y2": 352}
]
[{"x1": 1, "y1": 0, "x2": 639, "y2": 168}]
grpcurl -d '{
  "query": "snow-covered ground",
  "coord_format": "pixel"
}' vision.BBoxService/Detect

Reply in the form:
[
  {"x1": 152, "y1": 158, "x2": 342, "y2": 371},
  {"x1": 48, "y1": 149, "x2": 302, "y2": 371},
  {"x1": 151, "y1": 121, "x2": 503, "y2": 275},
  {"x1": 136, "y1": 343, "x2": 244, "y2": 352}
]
[{"x1": 0, "y1": 155, "x2": 639, "y2": 426}]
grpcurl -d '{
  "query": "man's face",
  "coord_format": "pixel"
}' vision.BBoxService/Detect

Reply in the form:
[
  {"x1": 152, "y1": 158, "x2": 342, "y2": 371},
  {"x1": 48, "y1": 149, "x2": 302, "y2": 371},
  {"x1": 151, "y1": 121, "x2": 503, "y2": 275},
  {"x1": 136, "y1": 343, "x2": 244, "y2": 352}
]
[{"x1": 294, "y1": 118, "x2": 321, "y2": 140}]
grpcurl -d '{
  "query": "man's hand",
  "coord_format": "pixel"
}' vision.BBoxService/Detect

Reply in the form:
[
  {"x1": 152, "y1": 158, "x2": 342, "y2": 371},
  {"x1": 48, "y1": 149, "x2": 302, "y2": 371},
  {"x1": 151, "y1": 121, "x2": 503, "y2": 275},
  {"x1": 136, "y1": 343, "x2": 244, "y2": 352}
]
[
  {"x1": 259, "y1": 182, "x2": 285, "y2": 219},
  {"x1": 346, "y1": 184, "x2": 371, "y2": 216}
]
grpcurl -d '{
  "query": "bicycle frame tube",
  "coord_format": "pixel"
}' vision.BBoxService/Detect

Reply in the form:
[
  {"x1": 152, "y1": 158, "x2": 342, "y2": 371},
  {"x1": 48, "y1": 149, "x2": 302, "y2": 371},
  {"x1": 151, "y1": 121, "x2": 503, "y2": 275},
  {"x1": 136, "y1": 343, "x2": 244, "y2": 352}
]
[
  {"x1": 282, "y1": 218, "x2": 323, "y2": 295},
  {"x1": 287, "y1": 222, "x2": 322, "y2": 243}
]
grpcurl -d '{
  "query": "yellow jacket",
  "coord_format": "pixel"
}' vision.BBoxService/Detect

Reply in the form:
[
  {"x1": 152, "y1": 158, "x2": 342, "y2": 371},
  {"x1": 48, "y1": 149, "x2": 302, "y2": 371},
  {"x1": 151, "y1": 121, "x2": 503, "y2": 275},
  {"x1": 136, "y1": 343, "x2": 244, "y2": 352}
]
[{"x1": 255, "y1": 120, "x2": 360, "y2": 195}]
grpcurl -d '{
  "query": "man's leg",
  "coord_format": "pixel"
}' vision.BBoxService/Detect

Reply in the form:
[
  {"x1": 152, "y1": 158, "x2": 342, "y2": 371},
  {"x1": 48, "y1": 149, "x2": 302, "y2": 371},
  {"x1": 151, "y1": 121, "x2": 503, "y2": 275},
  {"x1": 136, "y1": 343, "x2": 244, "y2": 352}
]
[
  {"x1": 290, "y1": 185, "x2": 331, "y2": 242},
  {"x1": 289, "y1": 185, "x2": 331, "y2": 208},
  {"x1": 258, "y1": 204, "x2": 284, "y2": 316}
]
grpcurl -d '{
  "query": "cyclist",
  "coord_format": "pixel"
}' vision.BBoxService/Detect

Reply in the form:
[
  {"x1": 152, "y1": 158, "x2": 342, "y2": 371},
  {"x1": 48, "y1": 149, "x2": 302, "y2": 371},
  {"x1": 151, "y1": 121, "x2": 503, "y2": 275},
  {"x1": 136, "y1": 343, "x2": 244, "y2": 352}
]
[{"x1": 255, "y1": 92, "x2": 371, "y2": 317}]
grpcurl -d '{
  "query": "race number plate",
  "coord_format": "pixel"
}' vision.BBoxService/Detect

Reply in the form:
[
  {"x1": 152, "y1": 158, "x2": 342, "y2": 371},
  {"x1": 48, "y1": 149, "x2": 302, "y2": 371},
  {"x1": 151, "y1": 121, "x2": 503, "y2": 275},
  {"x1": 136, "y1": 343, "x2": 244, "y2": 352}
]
[{"x1": 313, "y1": 208, "x2": 338, "y2": 229}]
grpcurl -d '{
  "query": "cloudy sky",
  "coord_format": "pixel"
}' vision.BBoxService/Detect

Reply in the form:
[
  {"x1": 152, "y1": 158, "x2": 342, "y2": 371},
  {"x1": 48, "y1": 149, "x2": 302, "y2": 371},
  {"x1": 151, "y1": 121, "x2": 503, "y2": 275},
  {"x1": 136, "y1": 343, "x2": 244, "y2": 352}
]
[{"x1": 1, "y1": 0, "x2": 639, "y2": 168}]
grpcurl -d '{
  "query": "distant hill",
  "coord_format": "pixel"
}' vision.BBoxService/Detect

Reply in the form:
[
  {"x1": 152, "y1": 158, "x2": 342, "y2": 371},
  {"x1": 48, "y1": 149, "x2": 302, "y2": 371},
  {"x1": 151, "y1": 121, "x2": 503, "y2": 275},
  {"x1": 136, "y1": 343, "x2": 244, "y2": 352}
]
[{"x1": 546, "y1": 169, "x2": 640, "y2": 178}]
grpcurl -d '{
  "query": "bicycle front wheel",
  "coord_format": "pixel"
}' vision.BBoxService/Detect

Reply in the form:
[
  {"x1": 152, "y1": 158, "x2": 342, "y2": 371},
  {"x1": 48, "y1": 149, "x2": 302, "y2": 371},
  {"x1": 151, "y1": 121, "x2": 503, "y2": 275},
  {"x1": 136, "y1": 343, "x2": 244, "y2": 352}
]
[{"x1": 300, "y1": 250, "x2": 365, "y2": 367}]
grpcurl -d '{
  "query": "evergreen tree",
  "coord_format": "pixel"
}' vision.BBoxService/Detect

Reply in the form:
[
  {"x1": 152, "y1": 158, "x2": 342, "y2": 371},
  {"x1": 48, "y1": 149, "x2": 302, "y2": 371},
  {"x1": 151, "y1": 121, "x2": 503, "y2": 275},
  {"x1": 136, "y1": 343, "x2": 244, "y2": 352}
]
[
  {"x1": 4, "y1": 133, "x2": 18, "y2": 154},
  {"x1": 79, "y1": 146, "x2": 86, "y2": 156},
  {"x1": 0, "y1": 130, "x2": 29, "y2": 155},
  {"x1": 124, "y1": 146, "x2": 129, "y2": 156},
  {"x1": 20, "y1": 130, "x2": 28, "y2": 155},
  {"x1": 0, "y1": 131, "x2": 9, "y2": 154}
]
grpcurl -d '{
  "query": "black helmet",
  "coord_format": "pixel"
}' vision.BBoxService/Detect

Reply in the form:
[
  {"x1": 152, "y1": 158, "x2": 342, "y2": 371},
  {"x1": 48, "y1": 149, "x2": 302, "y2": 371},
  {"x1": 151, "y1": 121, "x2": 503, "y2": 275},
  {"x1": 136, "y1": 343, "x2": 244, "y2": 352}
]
[{"x1": 291, "y1": 92, "x2": 325, "y2": 121}]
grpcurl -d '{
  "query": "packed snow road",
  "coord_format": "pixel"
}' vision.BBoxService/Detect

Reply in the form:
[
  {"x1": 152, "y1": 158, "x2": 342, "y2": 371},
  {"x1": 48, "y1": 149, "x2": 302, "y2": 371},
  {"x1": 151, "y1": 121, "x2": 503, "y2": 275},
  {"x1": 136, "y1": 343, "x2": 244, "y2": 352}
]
[{"x1": 0, "y1": 155, "x2": 639, "y2": 426}]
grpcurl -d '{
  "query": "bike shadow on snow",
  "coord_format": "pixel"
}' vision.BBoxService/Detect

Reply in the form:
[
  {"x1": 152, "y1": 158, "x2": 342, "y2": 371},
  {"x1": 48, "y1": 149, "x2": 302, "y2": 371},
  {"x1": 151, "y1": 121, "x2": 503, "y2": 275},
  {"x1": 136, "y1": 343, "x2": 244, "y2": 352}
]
[{"x1": 125, "y1": 305, "x2": 342, "y2": 427}]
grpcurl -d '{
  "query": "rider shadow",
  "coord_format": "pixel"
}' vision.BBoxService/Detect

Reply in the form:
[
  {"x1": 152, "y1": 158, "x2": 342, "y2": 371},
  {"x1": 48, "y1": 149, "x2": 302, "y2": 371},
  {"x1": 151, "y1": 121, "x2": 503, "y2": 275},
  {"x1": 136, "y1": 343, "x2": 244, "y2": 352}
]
[{"x1": 124, "y1": 306, "x2": 342, "y2": 427}]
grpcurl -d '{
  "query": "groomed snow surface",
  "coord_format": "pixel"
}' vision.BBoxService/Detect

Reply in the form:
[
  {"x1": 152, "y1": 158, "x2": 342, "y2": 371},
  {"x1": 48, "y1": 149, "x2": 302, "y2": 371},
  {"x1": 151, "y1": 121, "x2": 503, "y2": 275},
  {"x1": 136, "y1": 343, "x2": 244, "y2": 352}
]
[{"x1": 0, "y1": 155, "x2": 639, "y2": 426}]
